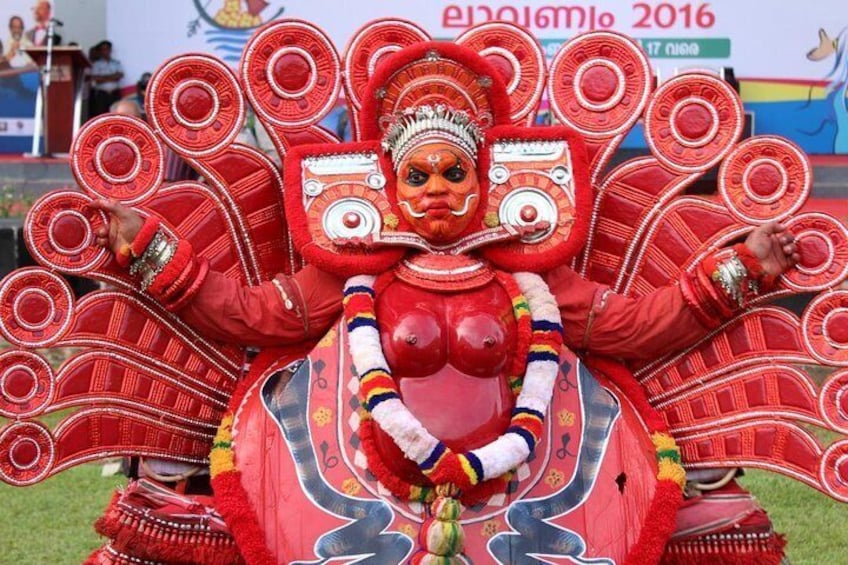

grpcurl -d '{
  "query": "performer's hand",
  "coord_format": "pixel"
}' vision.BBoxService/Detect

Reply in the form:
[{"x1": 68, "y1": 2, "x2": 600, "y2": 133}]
[
  {"x1": 91, "y1": 199, "x2": 144, "y2": 257},
  {"x1": 744, "y1": 222, "x2": 800, "y2": 277}
]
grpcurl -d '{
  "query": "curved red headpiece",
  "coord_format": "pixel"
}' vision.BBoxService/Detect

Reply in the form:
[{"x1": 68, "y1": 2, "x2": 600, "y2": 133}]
[
  {"x1": 358, "y1": 41, "x2": 512, "y2": 143},
  {"x1": 284, "y1": 39, "x2": 593, "y2": 276}
]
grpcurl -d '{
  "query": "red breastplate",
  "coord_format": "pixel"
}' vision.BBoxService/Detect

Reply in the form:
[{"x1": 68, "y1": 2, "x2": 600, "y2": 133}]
[{"x1": 372, "y1": 277, "x2": 517, "y2": 483}]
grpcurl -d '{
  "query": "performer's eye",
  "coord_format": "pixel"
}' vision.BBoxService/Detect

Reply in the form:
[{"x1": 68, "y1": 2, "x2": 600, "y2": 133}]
[
  {"x1": 444, "y1": 165, "x2": 467, "y2": 183},
  {"x1": 406, "y1": 168, "x2": 429, "y2": 187}
]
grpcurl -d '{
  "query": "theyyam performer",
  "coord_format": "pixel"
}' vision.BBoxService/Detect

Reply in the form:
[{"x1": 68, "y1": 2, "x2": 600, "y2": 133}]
[{"x1": 0, "y1": 18, "x2": 846, "y2": 565}]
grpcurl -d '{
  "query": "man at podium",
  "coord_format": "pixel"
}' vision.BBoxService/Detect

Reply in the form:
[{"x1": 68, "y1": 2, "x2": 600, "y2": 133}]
[{"x1": 24, "y1": 1, "x2": 58, "y2": 47}]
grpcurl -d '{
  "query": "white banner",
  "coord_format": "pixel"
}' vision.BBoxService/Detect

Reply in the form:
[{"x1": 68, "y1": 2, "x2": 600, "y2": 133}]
[{"x1": 106, "y1": 0, "x2": 848, "y2": 154}]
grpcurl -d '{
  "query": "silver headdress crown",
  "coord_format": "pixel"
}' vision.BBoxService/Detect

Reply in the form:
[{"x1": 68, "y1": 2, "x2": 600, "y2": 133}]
[{"x1": 381, "y1": 104, "x2": 484, "y2": 169}]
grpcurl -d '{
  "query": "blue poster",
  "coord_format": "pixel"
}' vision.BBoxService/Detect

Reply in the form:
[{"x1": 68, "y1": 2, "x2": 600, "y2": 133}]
[{"x1": 0, "y1": 0, "x2": 54, "y2": 154}]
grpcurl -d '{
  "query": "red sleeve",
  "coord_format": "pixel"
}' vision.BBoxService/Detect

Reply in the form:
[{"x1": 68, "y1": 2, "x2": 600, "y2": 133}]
[
  {"x1": 544, "y1": 265, "x2": 712, "y2": 360},
  {"x1": 176, "y1": 264, "x2": 344, "y2": 347}
]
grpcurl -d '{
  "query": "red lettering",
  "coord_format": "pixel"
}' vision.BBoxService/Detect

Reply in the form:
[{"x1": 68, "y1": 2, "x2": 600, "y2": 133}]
[
  {"x1": 598, "y1": 11, "x2": 615, "y2": 29},
  {"x1": 633, "y1": 3, "x2": 651, "y2": 28},
  {"x1": 631, "y1": 3, "x2": 716, "y2": 30},
  {"x1": 442, "y1": 5, "x2": 472, "y2": 28},
  {"x1": 654, "y1": 3, "x2": 676, "y2": 28},
  {"x1": 696, "y1": 4, "x2": 716, "y2": 28}
]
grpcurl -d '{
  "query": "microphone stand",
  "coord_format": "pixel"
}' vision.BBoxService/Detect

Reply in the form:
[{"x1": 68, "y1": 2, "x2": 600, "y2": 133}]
[{"x1": 40, "y1": 20, "x2": 59, "y2": 157}]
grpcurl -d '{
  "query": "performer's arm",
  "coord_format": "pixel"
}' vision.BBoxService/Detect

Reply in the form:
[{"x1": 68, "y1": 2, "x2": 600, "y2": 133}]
[
  {"x1": 177, "y1": 265, "x2": 343, "y2": 346},
  {"x1": 546, "y1": 223, "x2": 798, "y2": 360},
  {"x1": 92, "y1": 202, "x2": 344, "y2": 346}
]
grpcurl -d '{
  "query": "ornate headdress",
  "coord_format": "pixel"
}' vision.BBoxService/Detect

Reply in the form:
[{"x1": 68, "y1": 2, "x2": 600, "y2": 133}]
[
  {"x1": 279, "y1": 34, "x2": 593, "y2": 275},
  {"x1": 381, "y1": 104, "x2": 484, "y2": 168}
]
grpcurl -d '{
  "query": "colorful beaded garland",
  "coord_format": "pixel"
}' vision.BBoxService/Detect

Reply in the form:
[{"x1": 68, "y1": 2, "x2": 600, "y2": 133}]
[{"x1": 343, "y1": 270, "x2": 563, "y2": 493}]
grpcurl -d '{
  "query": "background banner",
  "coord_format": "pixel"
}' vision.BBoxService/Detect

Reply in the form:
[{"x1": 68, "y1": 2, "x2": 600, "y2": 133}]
[
  {"x1": 98, "y1": 1, "x2": 845, "y2": 155},
  {"x1": 0, "y1": 0, "x2": 54, "y2": 154}
]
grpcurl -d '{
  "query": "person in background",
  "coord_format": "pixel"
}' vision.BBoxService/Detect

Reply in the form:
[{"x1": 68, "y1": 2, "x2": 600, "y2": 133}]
[
  {"x1": 130, "y1": 71, "x2": 151, "y2": 120},
  {"x1": 89, "y1": 40, "x2": 123, "y2": 118},
  {"x1": 25, "y1": 1, "x2": 59, "y2": 47},
  {"x1": 4, "y1": 15, "x2": 34, "y2": 68},
  {"x1": 111, "y1": 98, "x2": 143, "y2": 118}
]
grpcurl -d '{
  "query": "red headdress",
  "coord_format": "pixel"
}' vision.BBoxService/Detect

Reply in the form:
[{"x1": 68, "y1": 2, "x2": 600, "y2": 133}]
[{"x1": 284, "y1": 32, "x2": 592, "y2": 275}]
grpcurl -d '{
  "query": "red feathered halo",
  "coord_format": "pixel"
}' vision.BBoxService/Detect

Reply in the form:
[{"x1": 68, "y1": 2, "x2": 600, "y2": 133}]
[
  {"x1": 285, "y1": 42, "x2": 594, "y2": 275},
  {"x1": 358, "y1": 41, "x2": 512, "y2": 141},
  {"x1": 479, "y1": 124, "x2": 593, "y2": 272}
]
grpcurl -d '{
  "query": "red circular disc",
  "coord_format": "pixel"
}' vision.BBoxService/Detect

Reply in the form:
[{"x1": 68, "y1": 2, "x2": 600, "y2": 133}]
[
  {"x1": 645, "y1": 72, "x2": 743, "y2": 173},
  {"x1": 548, "y1": 31, "x2": 651, "y2": 138},
  {"x1": 781, "y1": 213, "x2": 848, "y2": 292},
  {"x1": 821, "y1": 369, "x2": 848, "y2": 433},
  {"x1": 820, "y1": 440, "x2": 848, "y2": 502},
  {"x1": 457, "y1": 22, "x2": 546, "y2": 126},
  {"x1": 0, "y1": 267, "x2": 74, "y2": 348},
  {"x1": 0, "y1": 351, "x2": 54, "y2": 418},
  {"x1": 25, "y1": 191, "x2": 109, "y2": 275},
  {"x1": 719, "y1": 136, "x2": 811, "y2": 224},
  {"x1": 241, "y1": 20, "x2": 341, "y2": 128},
  {"x1": 802, "y1": 290, "x2": 848, "y2": 366},
  {"x1": 71, "y1": 115, "x2": 163, "y2": 205},
  {"x1": 148, "y1": 54, "x2": 245, "y2": 158},
  {"x1": 343, "y1": 18, "x2": 429, "y2": 111},
  {"x1": 0, "y1": 421, "x2": 55, "y2": 486}
]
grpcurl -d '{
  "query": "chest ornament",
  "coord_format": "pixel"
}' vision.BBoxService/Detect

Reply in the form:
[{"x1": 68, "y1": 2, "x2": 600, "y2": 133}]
[{"x1": 343, "y1": 269, "x2": 562, "y2": 559}]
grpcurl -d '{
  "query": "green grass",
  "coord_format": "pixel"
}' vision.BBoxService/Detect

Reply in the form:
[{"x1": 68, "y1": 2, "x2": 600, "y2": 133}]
[
  {"x1": 0, "y1": 464, "x2": 124, "y2": 564},
  {"x1": 741, "y1": 470, "x2": 848, "y2": 565},
  {"x1": 0, "y1": 466, "x2": 844, "y2": 564}
]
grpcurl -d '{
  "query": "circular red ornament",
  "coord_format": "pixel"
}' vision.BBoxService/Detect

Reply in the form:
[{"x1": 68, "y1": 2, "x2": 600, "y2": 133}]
[
  {"x1": 781, "y1": 214, "x2": 848, "y2": 292},
  {"x1": 519, "y1": 205, "x2": 538, "y2": 222},
  {"x1": 719, "y1": 136, "x2": 811, "y2": 224},
  {"x1": 0, "y1": 421, "x2": 55, "y2": 486},
  {"x1": 645, "y1": 72, "x2": 743, "y2": 173},
  {"x1": 548, "y1": 31, "x2": 652, "y2": 138},
  {"x1": 820, "y1": 440, "x2": 848, "y2": 502},
  {"x1": 25, "y1": 191, "x2": 109, "y2": 275},
  {"x1": 457, "y1": 21, "x2": 546, "y2": 126},
  {"x1": 802, "y1": 290, "x2": 848, "y2": 366},
  {"x1": 71, "y1": 115, "x2": 163, "y2": 205},
  {"x1": 241, "y1": 20, "x2": 341, "y2": 128},
  {"x1": 343, "y1": 18, "x2": 430, "y2": 111},
  {"x1": 0, "y1": 351, "x2": 54, "y2": 419},
  {"x1": 0, "y1": 268, "x2": 73, "y2": 348},
  {"x1": 342, "y1": 212, "x2": 361, "y2": 228},
  {"x1": 148, "y1": 54, "x2": 245, "y2": 158},
  {"x1": 821, "y1": 369, "x2": 848, "y2": 434}
]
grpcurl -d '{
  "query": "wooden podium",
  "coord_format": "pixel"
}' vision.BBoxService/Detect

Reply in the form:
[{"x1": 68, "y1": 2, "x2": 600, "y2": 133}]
[{"x1": 24, "y1": 46, "x2": 90, "y2": 156}]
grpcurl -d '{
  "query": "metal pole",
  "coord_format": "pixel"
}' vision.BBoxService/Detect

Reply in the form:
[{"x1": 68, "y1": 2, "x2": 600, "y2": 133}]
[{"x1": 41, "y1": 20, "x2": 56, "y2": 157}]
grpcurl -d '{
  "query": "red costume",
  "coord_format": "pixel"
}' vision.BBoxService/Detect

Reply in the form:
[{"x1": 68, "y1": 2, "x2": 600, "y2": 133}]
[
  {"x1": 1, "y1": 18, "x2": 847, "y2": 565},
  {"x1": 180, "y1": 258, "x2": 713, "y2": 360}
]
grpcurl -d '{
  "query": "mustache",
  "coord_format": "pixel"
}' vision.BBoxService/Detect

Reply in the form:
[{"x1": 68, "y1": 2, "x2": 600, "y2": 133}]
[{"x1": 397, "y1": 193, "x2": 478, "y2": 219}]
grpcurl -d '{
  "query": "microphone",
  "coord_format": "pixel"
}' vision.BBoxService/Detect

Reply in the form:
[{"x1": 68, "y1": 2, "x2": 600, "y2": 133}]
[{"x1": 49, "y1": 18, "x2": 64, "y2": 26}]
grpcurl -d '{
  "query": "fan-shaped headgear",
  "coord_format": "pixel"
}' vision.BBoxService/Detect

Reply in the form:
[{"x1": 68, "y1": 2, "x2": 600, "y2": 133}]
[{"x1": 359, "y1": 41, "x2": 512, "y2": 167}]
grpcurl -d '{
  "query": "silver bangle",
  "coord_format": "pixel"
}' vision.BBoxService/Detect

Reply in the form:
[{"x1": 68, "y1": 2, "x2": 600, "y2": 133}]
[
  {"x1": 712, "y1": 252, "x2": 758, "y2": 308},
  {"x1": 129, "y1": 230, "x2": 178, "y2": 291}
]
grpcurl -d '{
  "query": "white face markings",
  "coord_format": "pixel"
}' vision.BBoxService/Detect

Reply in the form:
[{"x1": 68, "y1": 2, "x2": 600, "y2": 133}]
[{"x1": 426, "y1": 152, "x2": 442, "y2": 173}]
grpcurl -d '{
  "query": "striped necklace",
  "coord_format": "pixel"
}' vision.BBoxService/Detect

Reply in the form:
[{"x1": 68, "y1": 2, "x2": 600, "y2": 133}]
[{"x1": 343, "y1": 270, "x2": 563, "y2": 494}]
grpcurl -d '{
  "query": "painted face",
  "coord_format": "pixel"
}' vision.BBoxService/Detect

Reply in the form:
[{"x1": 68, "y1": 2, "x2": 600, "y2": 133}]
[{"x1": 395, "y1": 142, "x2": 480, "y2": 244}]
